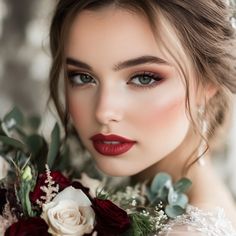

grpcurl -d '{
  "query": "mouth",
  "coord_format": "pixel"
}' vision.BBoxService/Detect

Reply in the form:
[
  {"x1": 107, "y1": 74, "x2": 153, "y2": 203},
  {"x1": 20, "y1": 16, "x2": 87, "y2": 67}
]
[{"x1": 89, "y1": 134, "x2": 136, "y2": 156}]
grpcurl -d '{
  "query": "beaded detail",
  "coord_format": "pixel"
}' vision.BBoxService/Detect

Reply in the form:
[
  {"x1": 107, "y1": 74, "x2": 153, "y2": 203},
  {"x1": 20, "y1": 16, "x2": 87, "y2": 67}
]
[{"x1": 158, "y1": 205, "x2": 236, "y2": 236}]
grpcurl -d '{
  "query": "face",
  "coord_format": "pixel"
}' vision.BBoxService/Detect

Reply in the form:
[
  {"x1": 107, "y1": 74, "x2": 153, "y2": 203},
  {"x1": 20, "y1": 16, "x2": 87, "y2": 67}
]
[{"x1": 65, "y1": 7, "x2": 193, "y2": 176}]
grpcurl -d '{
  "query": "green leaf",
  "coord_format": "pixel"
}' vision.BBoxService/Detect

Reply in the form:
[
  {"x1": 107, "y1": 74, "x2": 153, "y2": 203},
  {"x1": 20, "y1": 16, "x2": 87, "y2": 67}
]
[
  {"x1": 31, "y1": 138, "x2": 48, "y2": 173},
  {"x1": 3, "y1": 107, "x2": 24, "y2": 130},
  {"x1": 19, "y1": 178, "x2": 36, "y2": 217},
  {"x1": 25, "y1": 134, "x2": 44, "y2": 156},
  {"x1": 150, "y1": 172, "x2": 172, "y2": 194},
  {"x1": 168, "y1": 188, "x2": 188, "y2": 208},
  {"x1": 47, "y1": 123, "x2": 60, "y2": 169},
  {"x1": 28, "y1": 115, "x2": 41, "y2": 131},
  {"x1": 0, "y1": 135, "x2": 25, "y2": 150},
  {"x1": 122, "y1": 213, "x2": 153, "y2": 236},
  {"x1": 165, "y1": 205, "x2": 185, "y2": 218},
  {"x1": 0, "y1": 120, "x2": 5, "y2": 135},
  {"x1": 174, "y1": 178, "x2": 192, "y2": 193},
  {"x1": 56, "y1": 143, "x2": 70, "y2": 171}
]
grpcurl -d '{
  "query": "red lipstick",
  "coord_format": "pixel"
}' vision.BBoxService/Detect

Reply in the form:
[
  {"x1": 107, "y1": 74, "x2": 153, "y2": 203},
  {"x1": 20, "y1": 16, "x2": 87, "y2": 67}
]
[{"x1": 90, "y1": 134, "x2": 136, "y2": 156}]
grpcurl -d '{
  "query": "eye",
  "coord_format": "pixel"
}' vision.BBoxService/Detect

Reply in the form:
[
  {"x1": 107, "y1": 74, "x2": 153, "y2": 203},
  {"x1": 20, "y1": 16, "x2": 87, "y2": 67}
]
[
  {"x1": 67, "y1": 71, "x2": 96, "y2": 86},
  {"x1": 128, "y1": 72, "x2": 164, "y2": 88}
]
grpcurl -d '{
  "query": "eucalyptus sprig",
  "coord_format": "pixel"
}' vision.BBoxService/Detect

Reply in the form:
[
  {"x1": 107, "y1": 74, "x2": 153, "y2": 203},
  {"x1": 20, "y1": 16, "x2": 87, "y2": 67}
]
[{"x1": 147, "y1": 172, "x2": 192, "y2": 218}]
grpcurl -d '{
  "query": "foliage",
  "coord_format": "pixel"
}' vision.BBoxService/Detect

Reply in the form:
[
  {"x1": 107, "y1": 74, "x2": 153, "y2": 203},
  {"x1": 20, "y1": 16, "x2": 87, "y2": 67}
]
[{"x1": 0, "y1": 107, "x2": 72, "y2": 174}]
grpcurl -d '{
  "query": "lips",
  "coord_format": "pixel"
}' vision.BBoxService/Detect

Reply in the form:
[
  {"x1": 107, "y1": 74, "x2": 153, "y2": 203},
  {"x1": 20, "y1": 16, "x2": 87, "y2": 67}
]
[{"x1": 90, "y1": 134, "x2": 136, "y2": 156}]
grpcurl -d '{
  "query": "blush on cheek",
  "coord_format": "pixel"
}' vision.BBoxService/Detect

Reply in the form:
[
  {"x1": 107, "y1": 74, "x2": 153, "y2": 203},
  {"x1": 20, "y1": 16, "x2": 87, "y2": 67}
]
[{"x1": 145, "y1": 95, "x2": 186, "y2": 128}]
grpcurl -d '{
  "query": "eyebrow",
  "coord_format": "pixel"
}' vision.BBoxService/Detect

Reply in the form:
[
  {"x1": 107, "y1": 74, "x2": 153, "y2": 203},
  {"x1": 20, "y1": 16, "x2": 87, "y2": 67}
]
[{"x1": 66, "y1": 55, "x2": 171, "y2": 72}]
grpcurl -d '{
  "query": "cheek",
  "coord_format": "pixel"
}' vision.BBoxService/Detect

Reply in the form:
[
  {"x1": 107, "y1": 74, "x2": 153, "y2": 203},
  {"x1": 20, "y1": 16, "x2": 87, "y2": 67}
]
[
  {"x1": 134, "y1": 94, "x2": 186, "y2": 130},
  {"x1": 153, "y1": 97, "x2": 185, "y2": 124},
  {"x1": 67, "y1": 94, "x2": 90, "y2": 128}
]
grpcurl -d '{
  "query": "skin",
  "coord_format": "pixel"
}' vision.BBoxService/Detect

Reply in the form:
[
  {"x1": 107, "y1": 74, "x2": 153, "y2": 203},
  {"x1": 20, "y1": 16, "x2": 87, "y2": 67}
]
[
  {"x1": 65, "y1": 6, "x2": 236, "y2": 227},
  {"x1": 66, "y1": 7, "x2": 195, "y2": 176}
]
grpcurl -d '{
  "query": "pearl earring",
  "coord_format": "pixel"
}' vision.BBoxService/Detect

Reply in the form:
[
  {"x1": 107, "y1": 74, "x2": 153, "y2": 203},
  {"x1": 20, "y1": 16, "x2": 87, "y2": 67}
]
[{"x1": 197, "y1": 105, "x2": 208, "y2": 166}]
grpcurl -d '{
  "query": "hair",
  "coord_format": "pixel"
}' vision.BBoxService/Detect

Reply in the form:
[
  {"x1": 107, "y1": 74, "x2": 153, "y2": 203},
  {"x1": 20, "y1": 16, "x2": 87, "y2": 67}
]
[{"x1": 48, "y1": 0, "x2": 236, "y2": 172}]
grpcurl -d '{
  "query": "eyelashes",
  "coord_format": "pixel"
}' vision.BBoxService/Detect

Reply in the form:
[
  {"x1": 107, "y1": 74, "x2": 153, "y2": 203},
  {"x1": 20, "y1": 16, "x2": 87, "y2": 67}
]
[
  {"x1": 128, "y1": 71, "x2": 164, "y2": 89},
  {"x1": 67, "y1": 70, "x2": 165, "y2": 89},
  {"x1": 67, "y1": 71, "x2": 96, "y2": 86}
]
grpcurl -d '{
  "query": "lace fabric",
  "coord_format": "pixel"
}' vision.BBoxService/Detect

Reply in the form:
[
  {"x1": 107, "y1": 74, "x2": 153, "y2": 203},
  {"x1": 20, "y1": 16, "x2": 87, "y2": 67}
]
[{"x1": 158, "y1": 205, "x2": 236, "y2": 236}]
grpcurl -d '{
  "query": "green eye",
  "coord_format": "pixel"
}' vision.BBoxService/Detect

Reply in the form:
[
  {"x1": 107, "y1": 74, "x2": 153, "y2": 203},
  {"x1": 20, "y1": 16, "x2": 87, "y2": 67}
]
[
  {"x1": 128, "y1": 72, "x2": 164, "y2": 88},
  {"x1": 136, "y1": 75, "x2": 153, "y2": 85},
  {"x1": 80, "y1": 74, "x2": 93, "y2": 83},
  {"x1": 67, "y1": 72, "x2": 96, "y2": 86}
]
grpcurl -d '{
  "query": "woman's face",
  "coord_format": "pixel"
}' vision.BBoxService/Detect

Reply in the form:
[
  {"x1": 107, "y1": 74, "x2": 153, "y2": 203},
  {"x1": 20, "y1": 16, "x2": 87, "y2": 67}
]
[{"x1": 65, "y1": 7, "x2": 193, "y2": 176}]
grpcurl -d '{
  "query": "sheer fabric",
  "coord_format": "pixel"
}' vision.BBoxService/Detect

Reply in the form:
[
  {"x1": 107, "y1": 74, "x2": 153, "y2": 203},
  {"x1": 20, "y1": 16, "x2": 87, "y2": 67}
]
[{"x1": 158, "y1": 205, "x2": 236, "y2": 236}]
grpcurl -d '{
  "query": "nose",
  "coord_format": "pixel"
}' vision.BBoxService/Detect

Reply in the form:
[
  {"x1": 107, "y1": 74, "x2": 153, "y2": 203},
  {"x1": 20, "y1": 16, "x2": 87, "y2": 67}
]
[{"x1": 95, "y1": 85, "x2": 123, "y2": 126}]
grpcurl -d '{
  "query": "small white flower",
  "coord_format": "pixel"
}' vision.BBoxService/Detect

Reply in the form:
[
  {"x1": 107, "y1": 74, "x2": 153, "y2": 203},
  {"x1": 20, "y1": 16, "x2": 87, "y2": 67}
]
[{"x1": 41, "y1": 186, "x2": 95, "y2": 236}]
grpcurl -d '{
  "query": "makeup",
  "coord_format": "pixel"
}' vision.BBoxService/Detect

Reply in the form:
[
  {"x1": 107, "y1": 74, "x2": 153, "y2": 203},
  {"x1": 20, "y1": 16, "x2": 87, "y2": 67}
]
[{"x1": 90, "y1": 134, "x2": 136, "y2": 156}]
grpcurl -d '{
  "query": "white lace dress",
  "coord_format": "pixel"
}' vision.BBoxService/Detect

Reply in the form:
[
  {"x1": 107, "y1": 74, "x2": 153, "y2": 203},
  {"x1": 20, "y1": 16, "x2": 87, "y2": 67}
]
[{"x1": 158, "y1": 205, "x2": 236, "y2": 236}]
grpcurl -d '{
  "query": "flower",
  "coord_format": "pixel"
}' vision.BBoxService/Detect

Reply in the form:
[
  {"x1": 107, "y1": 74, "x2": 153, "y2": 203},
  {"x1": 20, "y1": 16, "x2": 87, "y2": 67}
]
[
  {"x1": 21, "y1": 166, "x2": 32, "y2": 181},
  {"x1": 30, "y1": 171, "x2": 71, "y2": 204},
  {"x1": 41, "y1": 186, "x2": 95, "y2": 236},
  {"x1": 5, "y1": 217, "x2": 50, "y2": 236},
  {"x1": 93, "y1": 198, "x2": 131, "y2": 235},
  {"x1": 76, "y1": 173, "x2": 103, "y2": 197}
]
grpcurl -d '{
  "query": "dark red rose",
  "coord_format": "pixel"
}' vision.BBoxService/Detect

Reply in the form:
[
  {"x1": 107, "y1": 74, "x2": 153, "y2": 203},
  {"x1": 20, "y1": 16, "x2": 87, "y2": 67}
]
[
  {"x1": 0, "y1": 188, "x2": 7, "y2": 214},
  {"x1": 30, "y1": 171, "x2": 70, "y2": 204},
  {"x1": 5, "y1": 217, "x2": 51, "y2": 236},
  {"x1": 93, "y1": 198, "x2": 131, "y2": 236}
]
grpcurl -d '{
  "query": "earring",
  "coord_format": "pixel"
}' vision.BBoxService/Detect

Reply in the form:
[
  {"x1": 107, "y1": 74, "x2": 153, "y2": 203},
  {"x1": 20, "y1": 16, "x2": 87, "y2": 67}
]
[{"x1": 197, "y1": 105, "x2": 208, "y2": 166}]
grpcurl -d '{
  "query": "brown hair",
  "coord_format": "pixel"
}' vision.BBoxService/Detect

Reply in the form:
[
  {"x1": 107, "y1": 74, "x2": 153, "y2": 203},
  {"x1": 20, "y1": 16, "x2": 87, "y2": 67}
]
[{"x1": 48, "y1": 0, "x2": 236, "y2": 170}]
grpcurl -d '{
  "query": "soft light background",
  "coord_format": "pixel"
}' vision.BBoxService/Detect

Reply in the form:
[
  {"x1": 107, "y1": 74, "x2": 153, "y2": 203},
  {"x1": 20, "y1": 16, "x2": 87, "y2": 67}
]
[{"x1": 0, "y1": 0, "x2": 236, "y2": 199}]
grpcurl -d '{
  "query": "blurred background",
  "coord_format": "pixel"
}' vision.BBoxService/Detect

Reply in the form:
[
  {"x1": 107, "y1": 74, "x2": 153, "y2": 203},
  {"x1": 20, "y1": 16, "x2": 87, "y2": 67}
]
[{"x1": 0, "y1": 0, "x2": 236, "y2": 199}]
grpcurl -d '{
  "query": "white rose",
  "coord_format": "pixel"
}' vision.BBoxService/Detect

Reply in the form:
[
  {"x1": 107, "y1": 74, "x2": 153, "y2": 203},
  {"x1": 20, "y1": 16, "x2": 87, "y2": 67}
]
[
  {"x1": 77, "y1": 173, "x2": 103, "y2": 197},
  {"x1": 41, "y1": 186, "x2": 95, "y2": 236}
]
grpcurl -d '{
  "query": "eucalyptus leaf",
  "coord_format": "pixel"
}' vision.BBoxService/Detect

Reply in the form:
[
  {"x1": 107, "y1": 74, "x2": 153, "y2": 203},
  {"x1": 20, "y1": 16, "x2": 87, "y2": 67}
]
[
  {"x1": 167, "y1": 187, "x2": 177, "y2": 205},
  {"x1": 3, "y1": 107, "x2": 24, "y2": 130},
  {"x1": 47, "y1": 123, "x2": 60, "y2": 168},
  {"x1": 147, "y1": 188, "x2": 156, "y2": 202},
  {"x1": 150, "y1": 172, "x2": 172, "y2": 194},
  {"x1": 174, "y1": 178, "x2": 192, "y2": 193},
  {"x1": 0, "y1": 135, "x2": 25, "y2": 150},
  {"x1": 168, "y1": 189, "x2": 188, "y2": 208},
  {"x1": 165, "y1": 205, "x2": 185, "y2": 218}
]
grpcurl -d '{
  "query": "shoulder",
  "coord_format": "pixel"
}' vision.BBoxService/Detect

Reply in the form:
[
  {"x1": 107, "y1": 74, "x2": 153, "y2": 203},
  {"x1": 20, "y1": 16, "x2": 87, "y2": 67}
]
[{"x1": 158, "y1": 205, "x2": 236, "y2": 236}]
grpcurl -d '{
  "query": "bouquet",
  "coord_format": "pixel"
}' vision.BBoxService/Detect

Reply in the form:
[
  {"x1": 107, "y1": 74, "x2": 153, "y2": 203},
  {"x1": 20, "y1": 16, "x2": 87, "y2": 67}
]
[{"x1": 0, "y1": 107, "x2": 192, "y2": 236}]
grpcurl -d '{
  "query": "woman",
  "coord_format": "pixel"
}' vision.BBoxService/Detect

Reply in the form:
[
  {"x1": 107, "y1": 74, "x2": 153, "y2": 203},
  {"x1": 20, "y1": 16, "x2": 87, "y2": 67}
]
[{"x1": 49, "y1": 0, "x2": 236, "y2": 235}]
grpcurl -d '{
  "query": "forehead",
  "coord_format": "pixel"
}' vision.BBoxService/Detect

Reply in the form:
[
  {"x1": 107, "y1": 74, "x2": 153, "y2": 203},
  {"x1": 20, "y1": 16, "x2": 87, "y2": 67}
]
[
  {"x1": 65, "y1": 7, "x2": 195, "y2": 86},
  {"x1": 66, "y1": 8, "x2": 165, "y2": 63}
]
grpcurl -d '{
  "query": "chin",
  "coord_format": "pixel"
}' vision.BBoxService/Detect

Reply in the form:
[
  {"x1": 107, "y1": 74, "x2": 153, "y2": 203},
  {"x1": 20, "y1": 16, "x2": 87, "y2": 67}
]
[{"x1": 95, "y1": 161, "x2": 141, "y2": 177}]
